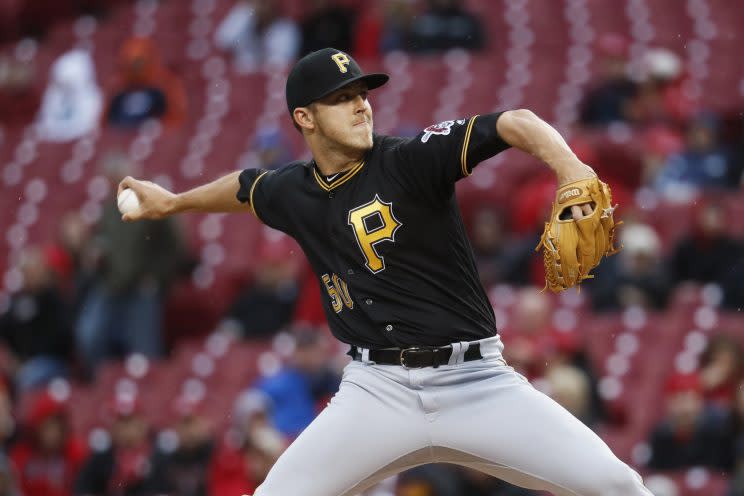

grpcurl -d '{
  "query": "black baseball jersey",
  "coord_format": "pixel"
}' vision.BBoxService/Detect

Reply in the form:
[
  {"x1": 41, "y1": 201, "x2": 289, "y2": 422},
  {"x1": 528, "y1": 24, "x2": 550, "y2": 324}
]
[{"x1": 236, "y1": 113, "x2": 511, "y2": 349}]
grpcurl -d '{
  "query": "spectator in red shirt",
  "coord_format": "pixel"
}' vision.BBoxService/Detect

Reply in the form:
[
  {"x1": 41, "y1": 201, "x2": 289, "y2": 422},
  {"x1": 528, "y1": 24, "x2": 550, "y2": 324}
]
[
  {"x1": 10, "y1": 390, "x2": 87, "y2": 496},
  {"x1": 579, "y1": 33, "x2": 637, "y2": 127},
  {"x1": 501, "y1": 288, "x2": 558, "y2": 379},
  {"x1": 146, "y1": 396, "x2": 215, "y2": 496},
  {"x1": 74, "y1": 394, "x2": 153, "y2": 496},
  {"x1": 699, "y1": 335, "x2": 744, "y2": 409},
  {"x1": 646, "y1": 372, "x2": 728, "y2": 471},
  {"x1": 105, "y1": 37, "x2": 187, "y2": 130},
  {"x1": 208, "y1": 391, "x2": 285, "y2": 495}
]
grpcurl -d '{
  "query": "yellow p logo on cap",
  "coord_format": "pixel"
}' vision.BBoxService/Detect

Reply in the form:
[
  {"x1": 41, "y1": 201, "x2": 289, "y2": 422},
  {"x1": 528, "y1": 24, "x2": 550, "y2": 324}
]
[{"x1": 331, "y1": 52, "x2": 350, "y2": 73}]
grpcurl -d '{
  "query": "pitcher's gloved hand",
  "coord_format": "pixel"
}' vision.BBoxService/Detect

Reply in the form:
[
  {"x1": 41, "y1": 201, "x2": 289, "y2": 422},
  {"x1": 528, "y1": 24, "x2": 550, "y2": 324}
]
[{"x1": 535, "y1": 176, "x2": 622, "y2": 292}]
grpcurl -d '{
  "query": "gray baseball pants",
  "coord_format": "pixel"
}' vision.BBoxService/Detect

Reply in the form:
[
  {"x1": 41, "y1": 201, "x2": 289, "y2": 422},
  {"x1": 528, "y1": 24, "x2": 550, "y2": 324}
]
[{"x1": 253, "y1": 335, "x2": 652, "y2": 496}]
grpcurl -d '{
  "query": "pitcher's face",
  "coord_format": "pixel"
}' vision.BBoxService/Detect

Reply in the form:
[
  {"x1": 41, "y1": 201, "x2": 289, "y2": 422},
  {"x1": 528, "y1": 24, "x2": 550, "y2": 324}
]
[{"x1": 311, "y1": 81, "x2": 374, "y2": 153}]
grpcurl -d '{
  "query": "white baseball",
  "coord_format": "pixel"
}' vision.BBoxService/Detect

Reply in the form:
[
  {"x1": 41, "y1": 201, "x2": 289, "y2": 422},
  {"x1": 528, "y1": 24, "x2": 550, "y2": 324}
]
[{"x1": 117, "y1": 189, "x2": 141, "y2": 215}]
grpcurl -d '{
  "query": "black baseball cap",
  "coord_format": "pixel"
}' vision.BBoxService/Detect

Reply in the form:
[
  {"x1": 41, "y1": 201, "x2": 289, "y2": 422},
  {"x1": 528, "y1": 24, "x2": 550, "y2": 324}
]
[{"x1": 285, "y1": 48, "x2": 389, "y2": 116}]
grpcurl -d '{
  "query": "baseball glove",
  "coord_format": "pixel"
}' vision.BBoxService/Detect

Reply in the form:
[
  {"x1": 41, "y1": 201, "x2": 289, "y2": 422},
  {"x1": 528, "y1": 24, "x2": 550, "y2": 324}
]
[{"x1": 535, "y1": 176, "x2": 622, "y2": 292}]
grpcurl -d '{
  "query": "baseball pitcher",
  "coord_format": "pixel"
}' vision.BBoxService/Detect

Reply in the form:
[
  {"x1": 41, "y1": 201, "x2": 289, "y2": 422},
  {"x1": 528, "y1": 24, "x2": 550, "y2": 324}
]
[{"x1": 119, "y1": 48, "x2": 649, "y2": 496}]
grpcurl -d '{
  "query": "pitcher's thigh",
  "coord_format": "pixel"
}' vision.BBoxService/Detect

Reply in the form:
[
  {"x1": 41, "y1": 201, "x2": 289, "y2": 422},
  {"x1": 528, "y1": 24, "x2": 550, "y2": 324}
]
[
  {"x1": 255, "y1": 372, "x2": 431, "y2": 496},
  {"x1": 434, "y1": 374, "x2": 651, "y2": 496}
]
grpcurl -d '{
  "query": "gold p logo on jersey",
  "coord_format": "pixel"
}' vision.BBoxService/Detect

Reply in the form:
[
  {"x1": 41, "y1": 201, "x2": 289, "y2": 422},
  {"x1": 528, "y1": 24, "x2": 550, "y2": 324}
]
[
  {"x1": 331, "y1": 52, "x2": 350, "y2": 73},
  {"x1": 348, "y1": 195, "x2": 402, "y2": 273}
]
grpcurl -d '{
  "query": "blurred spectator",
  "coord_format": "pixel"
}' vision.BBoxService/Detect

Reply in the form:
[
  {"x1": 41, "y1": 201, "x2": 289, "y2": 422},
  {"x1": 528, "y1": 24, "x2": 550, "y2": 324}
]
[
  {"x1": 0, "y1": 247, "x2": 73, "y2": 391},
  {"x1": 724, "y1": 255, "x2": 744, "y2": 311},
  {"x1": 208, "y1": 391, "x2": 284, "y2": 495},
  {"x1": 253, "y1": 329, "x2": 340, "y2": 438},
  {"x1": 240, "y1": 423, "x2": 285, "y2": 491},
  {"x1": 641, "y1": 48, "x2": 698, "y2": 124},
  {"x1": 468, "y1": 206, "x2": 531, "y2": 287},
  {"x1": 45, "y1": 212, "x2": 98, "y2": 314},
  {"x1": 587, "y1": 223, "x2": 672, "y2": 312},
  {"x1": 36, "y1": 49, "x2": 102, "y2": 142},
  {"x1": 499, "y1": 288, "x2": 582, "y2": 379},
  {"x1": 105, "y1": 37, "x2": 187, "y2": 129},
  {"x1": 724, "y1": 381, "x2": 744, "y2": 493},
  {"x1": 646, "y1": 372, "x2": 728, "y2": 471},
  {"x1": 231, "y1": 390, "x2": 274, "y2": 441},
  {"x1": 44, "y1": 213, "x2": 87, "y2": 290},
  {"x1": 544, "y1": 364, "x2": 594, "y2": 427},
  {"x1": 291, "y1": 268, "x2": 327, "y2": 328},
  {"x1": 74, "y1": 394, "x2": 152, "y2": 496},
  {"x1": 670, "y1": 201, "x2": 744, "y2": 310},
  {"x1": 654, "y1": 113, "x2": 737, "y2": 198},
  {"x1": 510, "y1": 177, "x2": 556, "y2": 238},
  {"x1": 300, "y1": 0, "x2": 355, "y2": 56},
  {"x1": 352, "y1": 0, "x2": 416, "y2": 57},
  {"x1": 11, "y1": 390, "x2": 87, "y2": 496},
  {"x1": 450, "y1": 466, "x2": 538, "y2": 496},
  {"x1": 507, "y1": 176, "x2": 567, "y2": 287},
  {"x1": 350, "y1": 2, "x2": 380, "y2": 58},
  {"x1": 501, "y1": 288, "x2": 556, "y2": 379},
  {"x1": 215, "y1": 0, "x2": 300, "y2": 74},
  {"x1": 0, "y1": 52, "x2": 38, "y2": 125},
  {"x1": 217, "y1": 234, "x2": 300, "y2": 339},
  {"x1": 146, "y1": 396, "x2": 214, "y2": 496},
  {"x1": 379, "y1": 0, "x2": 416, "y2": 54},
  {"x1": 408, "y1": 0, "x2": 484, "y2": 53},
  {"x1": 727, "y1": 119, "x2": 744, "y2": 188},
  {"x1": 395, "y1": 464, "x2": 461, "y2": 496},
  {"x1": 699, "y1": 335, "x2": 744, "y2": 409},
  {"x1": 240, "y1": 126, "x2": 294, "y2": 170},
  {"x1": 0, "y1": 383, "x2": 15, "y2": 450},
  {"x1": 75, "y1": 152, "x2": 187, "y2": 375},
  {"x1": 500, "y1": 289, "x2": 605, "y2": 426},
  {"x1": 579, "y1": 33, "x2": 637, "y2": 126},
  {"x1": 625, "y1": 48, "x2": 689, "y2": 127},
  {"x1": 0, "y1": 453, "x2": 21, "y2": 496},
  {"x1": 567, "y1": 132, "x2": 643, "y2": 197},
  {"x1": 639, "y1": 125, "x2": 685, "y2": 188}
]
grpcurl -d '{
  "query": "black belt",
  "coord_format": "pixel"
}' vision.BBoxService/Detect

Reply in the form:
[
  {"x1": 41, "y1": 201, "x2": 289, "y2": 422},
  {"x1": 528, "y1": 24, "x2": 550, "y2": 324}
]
[{"x1": 352, "y1": 343, "x2": 482, "y2": 369}]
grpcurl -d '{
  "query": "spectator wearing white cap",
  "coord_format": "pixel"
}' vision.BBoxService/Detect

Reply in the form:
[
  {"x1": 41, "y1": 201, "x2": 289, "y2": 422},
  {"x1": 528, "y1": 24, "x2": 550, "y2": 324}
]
[
  {"x1": 585, "y1": 222, "x2": 672, "y2": 311},
  {"x1": 36, "y1": 49, "x2": 102, "y2": 142}
]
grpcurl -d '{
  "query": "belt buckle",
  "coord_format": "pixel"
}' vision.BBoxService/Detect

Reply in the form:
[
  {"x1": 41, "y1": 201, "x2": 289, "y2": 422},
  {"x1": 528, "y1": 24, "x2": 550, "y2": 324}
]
[{"x1": 400, "y1": 347, "x2": 421, "y2": 369}]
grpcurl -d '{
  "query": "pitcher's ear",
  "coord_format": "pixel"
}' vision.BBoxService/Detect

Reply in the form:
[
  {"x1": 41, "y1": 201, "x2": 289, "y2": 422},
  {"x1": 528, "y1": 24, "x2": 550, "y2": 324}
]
[{"x1": 293, "y1": 106, "x2": 314, "y2": 132}]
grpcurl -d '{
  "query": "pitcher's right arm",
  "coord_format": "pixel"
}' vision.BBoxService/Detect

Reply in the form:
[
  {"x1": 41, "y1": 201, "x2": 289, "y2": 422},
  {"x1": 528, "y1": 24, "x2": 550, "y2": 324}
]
[{"x1": 118, "y1": 171, "x2": 249, "y2": 221}]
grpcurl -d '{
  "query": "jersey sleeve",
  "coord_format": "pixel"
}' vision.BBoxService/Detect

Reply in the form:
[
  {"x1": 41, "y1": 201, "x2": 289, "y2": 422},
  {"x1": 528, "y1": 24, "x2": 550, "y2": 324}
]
[
  {"x1": 236, "y1": 168, "x2": 291, "y2": 233},
  {"x1": 395, "y1": 112, "x2": 511, "y2": 199}
]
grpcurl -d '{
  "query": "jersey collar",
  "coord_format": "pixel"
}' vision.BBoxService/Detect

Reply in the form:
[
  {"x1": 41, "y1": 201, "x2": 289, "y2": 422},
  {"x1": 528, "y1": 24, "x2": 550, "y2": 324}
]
[{"x1": 312, "y1": 159, "x2": 366, "y2": 192}]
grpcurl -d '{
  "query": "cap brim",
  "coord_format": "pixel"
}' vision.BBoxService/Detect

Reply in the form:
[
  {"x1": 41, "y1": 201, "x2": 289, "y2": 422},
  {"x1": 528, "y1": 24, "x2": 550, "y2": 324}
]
[{"x1": 312, "y1": 73, "x2": 389, "y2": 104}]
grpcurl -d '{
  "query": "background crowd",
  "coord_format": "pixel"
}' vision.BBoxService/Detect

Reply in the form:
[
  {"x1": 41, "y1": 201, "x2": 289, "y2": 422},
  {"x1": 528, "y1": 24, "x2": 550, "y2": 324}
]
[{"x1": 0, "y1": 0, "x2": 742, "y2": 495}]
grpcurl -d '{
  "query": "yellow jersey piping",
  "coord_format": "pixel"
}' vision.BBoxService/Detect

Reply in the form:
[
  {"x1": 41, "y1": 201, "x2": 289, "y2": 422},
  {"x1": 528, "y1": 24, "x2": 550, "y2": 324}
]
[
  {"x1": 460, "y1": 115, "x2": 478, "y2": 177},
  {"x1": 312, "y1": 160, "x2": 366, "y2": 192},
  {"x1": 249, "y1": 171, "x2": 268, "y2": 220}
]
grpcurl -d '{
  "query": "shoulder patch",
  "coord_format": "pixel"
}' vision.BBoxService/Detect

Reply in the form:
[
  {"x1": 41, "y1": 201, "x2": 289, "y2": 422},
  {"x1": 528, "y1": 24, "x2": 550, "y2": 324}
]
[{"x1": 420, "y1": 119, "x2": 466, "y2": 143}]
